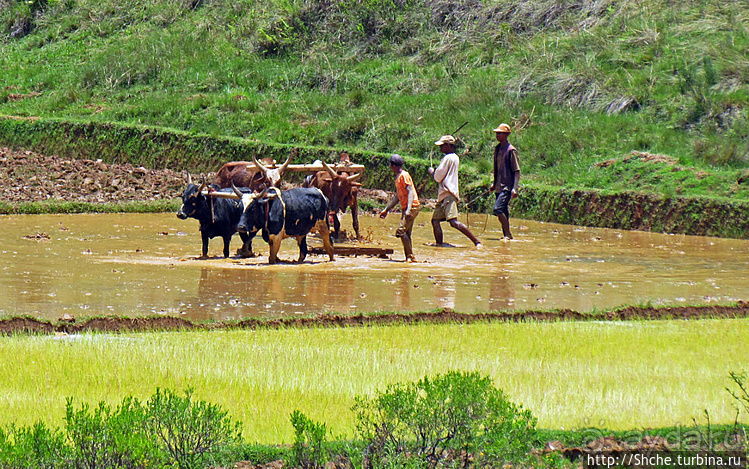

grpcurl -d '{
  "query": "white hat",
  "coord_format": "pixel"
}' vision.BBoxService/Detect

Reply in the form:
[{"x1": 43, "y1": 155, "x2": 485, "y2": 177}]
[{"x1": 434, "y1": 135, "x2": 456, "y2": 146}]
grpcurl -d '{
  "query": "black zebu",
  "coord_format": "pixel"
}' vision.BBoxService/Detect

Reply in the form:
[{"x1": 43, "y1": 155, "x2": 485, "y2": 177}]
[
  {"x1": 235, "y1": 186, "x2": 335, "y2": 264},
  {"x1": 177, "y1": 180, "x2": 253, "y2": 258}
]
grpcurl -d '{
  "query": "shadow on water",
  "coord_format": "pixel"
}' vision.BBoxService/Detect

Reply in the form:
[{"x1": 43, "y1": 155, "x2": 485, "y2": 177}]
[{"x1": 0, "y1": 212, "x2": 747, "y2": 321}]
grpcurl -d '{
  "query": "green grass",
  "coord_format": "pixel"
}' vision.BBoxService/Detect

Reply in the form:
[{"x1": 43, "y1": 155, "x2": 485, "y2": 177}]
[
  {"x1": 2, "y1": 319, "x2": 747, "y2": 443},
  {"x1": 0, "y1": 199, "x2": 181, "y2": 214},
  {"x1": 0, "y1": 0, "x2": 747, "y2": 201}
]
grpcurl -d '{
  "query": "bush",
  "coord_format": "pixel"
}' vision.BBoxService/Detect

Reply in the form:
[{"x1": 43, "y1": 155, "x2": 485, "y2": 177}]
[
  {"x1": 145, "y1": 388, "x2": 242, "y2": 469},
  {"x1": 65, "y1": 396, "x2": 162, "y2": 469},
  {"x1": 0, "y1": 421, "x2": 70, "y2": 469},
  {"x1": 353, "y1": 371, "x2": 537, "y2": 469},
  {"x1": 289, "y1": 410, "x2": 329, "y2": 469},
  {"x1": 0, "y1": 389, "x2": 244, "y2": 469}
]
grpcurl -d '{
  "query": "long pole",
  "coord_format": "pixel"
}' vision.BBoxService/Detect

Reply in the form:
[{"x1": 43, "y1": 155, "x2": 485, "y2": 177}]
[{"x1": 452, "y1": 121, "x2": 469, "y2": 135}]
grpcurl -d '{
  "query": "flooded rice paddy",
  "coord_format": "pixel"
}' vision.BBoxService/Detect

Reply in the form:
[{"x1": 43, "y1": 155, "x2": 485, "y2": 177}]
[{"x1": 1, "y1": 212, "x2": 747, "y2": 321}]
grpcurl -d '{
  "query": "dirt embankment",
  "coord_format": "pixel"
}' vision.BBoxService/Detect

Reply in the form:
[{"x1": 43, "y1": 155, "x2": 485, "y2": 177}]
[
  {"x1": 0, "y1": 147, "x2": 187, "y2": 203},
  {"x1": 2, "y1": 303, "x2": 748, "y2": 336}
]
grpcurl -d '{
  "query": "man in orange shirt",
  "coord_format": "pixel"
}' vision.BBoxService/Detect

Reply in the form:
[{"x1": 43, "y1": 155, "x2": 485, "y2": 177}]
[{"x1": 380, "y1": 154, "x2": 421, "y2": 262}]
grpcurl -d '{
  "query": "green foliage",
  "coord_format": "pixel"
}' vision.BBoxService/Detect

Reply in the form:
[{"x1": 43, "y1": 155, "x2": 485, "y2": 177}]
[
  {"x1": 353, "y1": 370, "x2": 537, "y2": 468},
  {"x1": 65, "y1": 396, "x2": 161, "y2": 469},
  {"x1": 0, "y1": 0, "x2": 747, "y2": 171},
  {"x1": 228, "y1": 443, "x2": 287, "y2": 467},
  {"x1": 289, "y1": 410, "x2": 329, "y2": 469},
  {"x1": 145, "y1": 388, "x2": 242, "y2": 469},
  {"x1": 0, "y1": 389, "x2": 243, "y2": 469},
  {"x1": 0, "y1": 422, "x2": 70, "y2": 469},
  {"x1": 727, "y1": 371, "x2": 749, "y2": 422}
]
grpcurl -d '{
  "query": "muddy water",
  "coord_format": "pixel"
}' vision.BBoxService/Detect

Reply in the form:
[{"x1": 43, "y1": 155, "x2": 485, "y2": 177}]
[{"x1": 1, "y1": 212, "x2": 747, "y2": 321}]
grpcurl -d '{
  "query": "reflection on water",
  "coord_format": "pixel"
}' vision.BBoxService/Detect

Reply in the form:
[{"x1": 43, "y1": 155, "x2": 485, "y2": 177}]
[{"x1": 0, "y1": 212, "x2": 747, "y2": 321}]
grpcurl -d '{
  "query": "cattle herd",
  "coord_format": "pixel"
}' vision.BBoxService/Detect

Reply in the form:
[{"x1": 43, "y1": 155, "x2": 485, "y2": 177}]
[{"x1": 177, "y1": 153, "x2": 361, "y2": 264}]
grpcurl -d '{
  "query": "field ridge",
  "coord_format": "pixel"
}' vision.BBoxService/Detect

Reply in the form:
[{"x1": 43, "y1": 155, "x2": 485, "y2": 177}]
[{"x1": 2, "y1": 302, "x2": 747, "y2": 335}]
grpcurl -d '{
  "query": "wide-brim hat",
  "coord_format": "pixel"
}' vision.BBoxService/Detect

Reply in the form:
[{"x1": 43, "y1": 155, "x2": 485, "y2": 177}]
[
  {"x1": 493, "y1": 123, "x2": 512, "y2": 133},
  {"x1": 434, "y1": 135, "x2": 456, "y2": 146}
]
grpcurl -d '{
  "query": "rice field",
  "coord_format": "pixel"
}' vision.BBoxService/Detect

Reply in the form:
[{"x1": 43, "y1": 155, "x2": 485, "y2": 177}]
[{"x1": 2, "y1": 318, "x2": 748, "y2": 443}]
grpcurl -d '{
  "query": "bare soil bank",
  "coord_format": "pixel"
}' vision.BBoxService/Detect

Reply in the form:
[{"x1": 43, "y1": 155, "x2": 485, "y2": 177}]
[
  {"x1": 0, "y1": 147, "x2": 186, "y2": 203},
  {"x1": 1, "y1": 302, "x2": 747, "y2": 336}
]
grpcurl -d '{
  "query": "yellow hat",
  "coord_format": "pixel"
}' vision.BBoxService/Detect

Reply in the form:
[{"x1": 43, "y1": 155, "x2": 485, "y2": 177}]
[
  {"x1": 493, "y1": 123, "x2": 512, "y2": 133},
  {"x1": 434, "y1": 135, "x2": 456, "y2": 146}
]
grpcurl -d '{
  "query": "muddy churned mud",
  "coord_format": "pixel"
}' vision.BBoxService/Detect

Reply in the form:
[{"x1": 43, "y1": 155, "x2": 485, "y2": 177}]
[{"x1": 1, "y1": 303, "x2": 747, "y2": 336}]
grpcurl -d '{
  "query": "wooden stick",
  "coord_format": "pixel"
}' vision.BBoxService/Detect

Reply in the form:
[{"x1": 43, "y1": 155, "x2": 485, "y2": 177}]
[
  {"x1": 284, "y1": 164, "x2": 365, "y2": 173},
  {"x1": 308, "y1": 246, "x2": 394, "y2": 257}
]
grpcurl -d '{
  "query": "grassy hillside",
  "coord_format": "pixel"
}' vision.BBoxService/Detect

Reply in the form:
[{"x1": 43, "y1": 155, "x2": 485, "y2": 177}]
[{"x1": 0, "y1": 0, "x2": 748, "y2": 200}]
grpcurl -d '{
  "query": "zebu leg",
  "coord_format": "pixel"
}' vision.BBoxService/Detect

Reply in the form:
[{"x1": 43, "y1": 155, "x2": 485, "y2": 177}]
[
  {"x1": 315, "y1": 220, "x2": 335, "y2": 261},
  {"x1": 297, "y1": 236, "x2": 307, "y2": 263},
  {"x1": 268, "y1": 236, "x2": 283, "y2": 264},
  {"x1": 351, "y1": 200, "x2": 360, "y2": 240}
]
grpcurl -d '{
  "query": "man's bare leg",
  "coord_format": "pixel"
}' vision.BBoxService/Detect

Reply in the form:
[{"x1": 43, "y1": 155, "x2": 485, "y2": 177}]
[{"x1": 448, "y1": 218, "x2": 482, "y2": 246}]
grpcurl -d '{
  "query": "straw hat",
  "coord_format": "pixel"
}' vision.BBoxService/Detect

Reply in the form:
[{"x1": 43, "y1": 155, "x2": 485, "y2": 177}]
[
  {"x1": 493, "y1": 123, "x2": 512, "y2": 133},
  {"x1": 434, "y1": 135, "x2": 457, "y2": 146}
]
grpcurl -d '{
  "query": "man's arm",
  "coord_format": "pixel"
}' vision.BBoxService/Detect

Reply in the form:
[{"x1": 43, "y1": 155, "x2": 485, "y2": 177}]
[
  {"x1": 405, "y1": 185, "x2": 415, "y2": 215},
  {"x1": 431, "y1": 157, "x2": 451, "y2": 183},
  {"x1": 511, "y1": 150, "x2": 520, "y2": 197},
  {"x1": 380, "y1": 194, "x2": 400, "y2": 218},
  {"x1": 490, "y1": 146, "x2": 498, "y2": 191},
  {"x1": 511, "y1": 170, "x2": 520, "y2": 198}
]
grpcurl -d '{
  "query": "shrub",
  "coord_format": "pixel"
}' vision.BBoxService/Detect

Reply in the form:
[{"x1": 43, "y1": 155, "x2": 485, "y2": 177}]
[
  {"x1": 144, "y1": 388, "x2": 242, "y2": 469},
  {"x1": 0, "y1": 421, "x2": 70, "y2": 469},
  {"x1": 289, "y1": 410, "x2": 329, "y2": 469},
  {"x1": 65, "y1": 396, "x2": 161, "y2": 469},
  {"x1": 727, "y1": 371, "x2": 749, "y2": 440},
  {"x1": 353, "y1": 371, "x2": 537, "y2": 469}
]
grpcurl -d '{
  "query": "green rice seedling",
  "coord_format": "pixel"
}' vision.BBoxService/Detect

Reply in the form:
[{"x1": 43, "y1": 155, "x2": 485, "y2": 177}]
[{"x1": 0, "y1": 318, "x2": 748, "y2": 443}]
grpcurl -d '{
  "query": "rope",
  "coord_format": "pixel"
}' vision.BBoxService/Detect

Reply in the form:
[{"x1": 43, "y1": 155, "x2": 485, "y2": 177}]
[
  {"x1": 208, "y1": 187, "x2": 216, "y2": 223},
  {"x1": 463, "y1": 189, "x2": 491, "y2": 235},
  {"x1": 464, "y1": 189, "x2": 491, "y2": 208}
]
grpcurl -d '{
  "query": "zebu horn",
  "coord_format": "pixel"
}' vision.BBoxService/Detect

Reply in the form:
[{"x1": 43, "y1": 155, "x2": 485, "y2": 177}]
[
  {"x1": 252, "y1": 154, "x2": 268, "y2": 174},
  {"x1": 321, "y1": 160, "x2": 338, "y2": 178},
  {"x1": 260, "y1": 187, "x2": 279, "y2": 200},
  {"x1": 347, "y1": 172, "x2": 362, "y2": 181},
  {"x1": 232, "y1": 182, "x2": 243, "y2": 199},
  {"x1": 198, "y1": 181, "x2": 208, "y2": 194},
  {"x1": 186, "y1": 170, "x2": 193, "y2": 185},
  {"x1": 278, "y1": 152, "x2": 292, "y2": 175}
]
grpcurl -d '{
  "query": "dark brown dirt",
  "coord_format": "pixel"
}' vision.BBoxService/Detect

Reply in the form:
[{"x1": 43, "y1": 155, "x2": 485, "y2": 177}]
[
  {"x1": 2, "y1": 302, "x2": 747, "y2": 336},
  {"x1": 0, "y1": 147, "x2": 186, "y2": 203}
]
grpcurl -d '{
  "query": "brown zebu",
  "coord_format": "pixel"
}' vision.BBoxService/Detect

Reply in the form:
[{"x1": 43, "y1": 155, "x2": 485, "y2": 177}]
[
  {"x1": 303, "y1": 159, "x2": 362, "y2": 240},
  {"x1": 213, "y1": 152, "x2": 292, "y2": 191}
]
